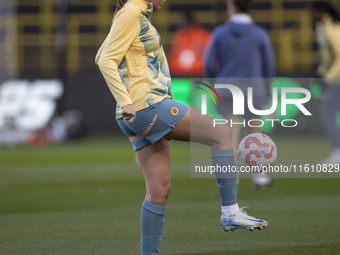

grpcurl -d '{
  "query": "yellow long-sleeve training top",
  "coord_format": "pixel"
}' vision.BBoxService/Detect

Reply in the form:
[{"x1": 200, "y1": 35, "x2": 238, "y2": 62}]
[
  {"x1": 316, "y1": 14, "x2": 340, "y2": 81},
  {"x1": 96, "y1": 0, "x2": 172, "y2": 119}
]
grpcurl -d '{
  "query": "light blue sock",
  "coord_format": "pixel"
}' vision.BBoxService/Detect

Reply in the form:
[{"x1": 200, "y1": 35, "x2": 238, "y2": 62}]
[
  {"x1": 212, "y1": 149, "x2": 238, "y2": 206},
  {"x1": 141, "y1": 200, "x2": 165, "y2": 255}
]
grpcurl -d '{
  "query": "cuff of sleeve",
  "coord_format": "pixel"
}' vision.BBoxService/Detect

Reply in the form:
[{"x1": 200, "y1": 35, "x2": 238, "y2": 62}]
[{"x1": 118, "y1": 99, "x2": 133, "y2": 109}]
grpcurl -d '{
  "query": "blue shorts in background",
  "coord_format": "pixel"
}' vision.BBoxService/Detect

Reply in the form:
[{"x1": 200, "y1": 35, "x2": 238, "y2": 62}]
[{"x1": 117, "y1": 98, "x2": 189, "y2": 151}]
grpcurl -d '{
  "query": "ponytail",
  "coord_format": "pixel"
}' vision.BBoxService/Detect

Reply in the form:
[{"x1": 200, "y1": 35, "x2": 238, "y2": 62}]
[{"x1": 114, "y1": 0, "x2": 128, "y2": 17}]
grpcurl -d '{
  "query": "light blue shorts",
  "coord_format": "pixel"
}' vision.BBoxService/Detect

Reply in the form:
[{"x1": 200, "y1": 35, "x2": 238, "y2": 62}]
[{"x1": 117, "y1": 98, "x2": 189, "y2": 151}]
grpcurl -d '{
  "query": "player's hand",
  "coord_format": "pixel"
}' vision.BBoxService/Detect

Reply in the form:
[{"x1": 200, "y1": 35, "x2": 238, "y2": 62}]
[{"x1": 121, "y1": 104, "x2": 136, "y2": 123}]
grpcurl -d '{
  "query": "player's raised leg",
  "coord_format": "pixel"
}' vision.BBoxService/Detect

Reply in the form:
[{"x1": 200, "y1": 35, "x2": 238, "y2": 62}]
[{"x1": 168, "y1": 106, "x2": 268, "y2": 231}]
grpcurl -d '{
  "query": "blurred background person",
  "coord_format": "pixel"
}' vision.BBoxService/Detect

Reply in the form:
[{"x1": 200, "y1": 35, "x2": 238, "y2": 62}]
[
  {"x1": 310, "y1": 1, "x2": 340, "y2": 164},
  {"x1": 204, "y1": 0, "x2": 275, "y2": 188},
  {"x1": 168, "y1": 11, "x2": 211, "y2": 77}
]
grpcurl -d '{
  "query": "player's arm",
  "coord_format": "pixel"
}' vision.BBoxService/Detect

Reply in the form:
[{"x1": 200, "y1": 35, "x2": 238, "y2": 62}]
[
  {"x1": 96, "y1": 7, "x2": 141, "y2": 108},
  {"x1": 260, "y1": 30, "x2": 275, "y2": 96},
  {"x1": 261, "y1": 31, "x2": 275, "y2": 79},
  {"x1": 95, "y1": 36, "x2": 108, "y2": 65},
  {"x1": 315, "y1": 24, "x2": 332, "y2": 77},
  {"x1": 203, "y1": 31, "x2": 219, "y2": 77},
  {"x1": 324, "y1": 17, "x2": 340, "y2": 81}
]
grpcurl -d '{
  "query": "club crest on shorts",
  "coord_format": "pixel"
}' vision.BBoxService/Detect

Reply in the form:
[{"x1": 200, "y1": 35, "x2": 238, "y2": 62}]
[{"x1": 170, "y1": 106, "x2": 179, "y2": 116}]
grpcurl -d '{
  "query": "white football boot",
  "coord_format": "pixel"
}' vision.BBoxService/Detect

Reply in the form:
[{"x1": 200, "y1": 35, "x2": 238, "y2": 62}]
[{"x1": 220, "y1": 207, "x2": 268, "y2": 232}]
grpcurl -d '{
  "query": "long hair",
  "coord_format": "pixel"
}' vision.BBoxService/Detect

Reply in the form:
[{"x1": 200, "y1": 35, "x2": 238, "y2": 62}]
[
  {"x1": 114, "y1": 0, "x2": 128, "y2": 17},
  {"x1": 312, "y1": 1, "x2": 340, "y2": 22}
]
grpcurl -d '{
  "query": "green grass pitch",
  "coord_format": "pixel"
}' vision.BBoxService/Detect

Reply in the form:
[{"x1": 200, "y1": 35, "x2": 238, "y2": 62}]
[{"x1": 0, "y1": 135, "x2": 339, "y2": 254}]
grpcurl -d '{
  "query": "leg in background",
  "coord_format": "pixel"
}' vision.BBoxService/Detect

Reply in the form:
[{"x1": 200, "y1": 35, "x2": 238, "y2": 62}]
[{"x1": 320, "y1": 86, "x2": 340, "y2": 163}]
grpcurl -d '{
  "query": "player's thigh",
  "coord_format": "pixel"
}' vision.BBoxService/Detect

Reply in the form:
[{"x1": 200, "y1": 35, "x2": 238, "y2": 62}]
[
  {"x1": 168, "y1": 106, "x2": 231, "y2": 148},
  {"x1": 136, "y1": 138, "x2": 171, "y2": 192}
]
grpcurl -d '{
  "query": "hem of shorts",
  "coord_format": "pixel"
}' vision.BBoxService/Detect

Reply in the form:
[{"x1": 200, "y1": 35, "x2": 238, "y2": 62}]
[
  {"x1": 133, "y1": 105, "x2": 188, "y2": 151},
  {"x1": 133, "y1": 127, "x2": 172, "y2": 151}
]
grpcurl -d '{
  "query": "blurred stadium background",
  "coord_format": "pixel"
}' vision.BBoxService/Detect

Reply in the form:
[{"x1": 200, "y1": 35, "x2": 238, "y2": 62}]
[
  {"x1": 1, "y1": 0, "x2": 339, "y2": 137},
  {"x1": 1, "y1": 0, "x2": 340, "y2": 254},
  {"x1": 6, "y1": 0, "x2": 340, "y2": 76}
]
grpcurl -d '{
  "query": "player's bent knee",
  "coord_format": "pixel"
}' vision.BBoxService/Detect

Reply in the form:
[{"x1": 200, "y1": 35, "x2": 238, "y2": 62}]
[
  {"x1": 210, "y1": 125, "x2": 232, "y2": 149},
  {"x1": 148, "y1": 182, "x2": 171, "y2": 205}
]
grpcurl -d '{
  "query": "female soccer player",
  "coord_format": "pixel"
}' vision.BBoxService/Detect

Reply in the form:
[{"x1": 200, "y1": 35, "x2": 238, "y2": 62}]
[
  {"x1": 96, "y1": 0, "x2": 268, "y2": 254},
  {"x1": 310, "y1": 2, "x2": 340, "y2": 164}
]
